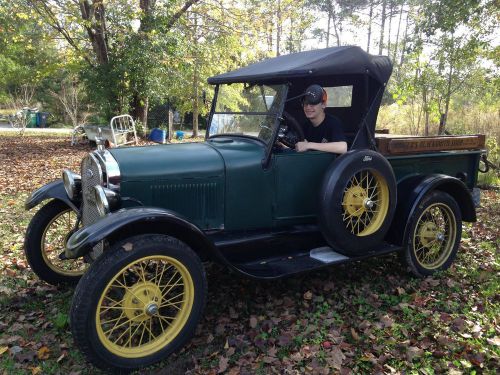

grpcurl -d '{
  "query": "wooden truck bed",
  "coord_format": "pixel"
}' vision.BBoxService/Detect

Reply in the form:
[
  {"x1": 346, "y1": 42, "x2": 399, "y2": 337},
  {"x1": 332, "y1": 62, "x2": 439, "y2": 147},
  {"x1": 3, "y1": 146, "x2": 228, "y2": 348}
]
[{"x1": 375, "y1": 134, "x2": 485, "y2": 155}]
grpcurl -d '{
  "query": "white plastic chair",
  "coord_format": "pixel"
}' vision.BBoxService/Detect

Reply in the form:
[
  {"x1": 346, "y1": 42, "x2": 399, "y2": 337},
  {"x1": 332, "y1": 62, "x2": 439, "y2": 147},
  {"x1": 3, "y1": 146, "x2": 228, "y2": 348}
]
[{"x1": 110, "y1": 115, "x2": 138, "y2": 146}]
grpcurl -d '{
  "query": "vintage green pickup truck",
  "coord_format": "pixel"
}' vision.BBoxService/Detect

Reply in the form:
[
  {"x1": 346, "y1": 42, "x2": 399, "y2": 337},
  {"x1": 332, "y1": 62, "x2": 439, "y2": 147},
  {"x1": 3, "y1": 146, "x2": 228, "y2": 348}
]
[{"x1": 24, "y1": 46, "x2": 485, "y2": 371}]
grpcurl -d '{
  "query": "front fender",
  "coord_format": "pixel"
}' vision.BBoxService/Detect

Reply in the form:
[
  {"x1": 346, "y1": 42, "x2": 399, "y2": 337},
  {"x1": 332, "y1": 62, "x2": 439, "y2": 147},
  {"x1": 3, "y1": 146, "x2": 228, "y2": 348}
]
[
  {"x1": 386, "y1": 174, "x2": 476, "y2": 245},
  {"x1": 25, "y1": 179, "x2": 79, "y2": 211},
  {"x1": 65, "y1": 207, "x2": 222, "y2": 262}
]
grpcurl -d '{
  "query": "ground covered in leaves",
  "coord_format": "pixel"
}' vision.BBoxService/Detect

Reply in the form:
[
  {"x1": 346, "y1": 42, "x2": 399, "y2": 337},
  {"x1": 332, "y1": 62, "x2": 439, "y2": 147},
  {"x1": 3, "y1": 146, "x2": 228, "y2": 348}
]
[{"x1": 0, "y1": 134, "x2": 499, "y2": 374}]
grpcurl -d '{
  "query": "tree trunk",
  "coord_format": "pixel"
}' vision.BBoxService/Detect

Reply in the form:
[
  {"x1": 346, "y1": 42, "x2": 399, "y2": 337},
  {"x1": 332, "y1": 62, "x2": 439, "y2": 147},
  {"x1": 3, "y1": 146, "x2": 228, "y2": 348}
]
[
  {"x1": 387, "y1": 1, "x2": 393, "y2": 57},
  {"x1": 367, "y1": 1, "x2": 373, "y2": 53},
  {"x1": 130, "y1": 94, "x2": 149, "y2": 131},
  {"x1": 439, "y1": 34, "x2": 455, "y2": 135},
  {"x1": 326, "y1": 10, "x2": 331, "y2": 47},
  {"x1": 399, "y1": 6, "x2": 410, "y2": 66},
  {"x1": 393, "y1": 4, "x2": 403, "y2": 62},
  {"x1": 191, "y1": 14, "x2": 199, "y2": 137},
  {"x1": 423, "y1": 86, "x2": 429, "y2": 136},
  {"x1": 192, "y1": 60, "x2": 199, "y2": 137},
  {"x1": 379, "y1": 0, "x2": 387, "y2": 55},
  {"x1": 276, "y1": 0, "x2": 281, "y2": 56},
  {"x1": 332, "y1": 16, "x2": 341, "y2": 46},
  {"x1": 79, "y1": 1, "x2": 109, "y2": 64},
  {"x1": 439, "y1": 66, "x2": 454, "y2": 135},
  {"x1": 168, "y1": 108, "x2": 173, "y2": 142}
]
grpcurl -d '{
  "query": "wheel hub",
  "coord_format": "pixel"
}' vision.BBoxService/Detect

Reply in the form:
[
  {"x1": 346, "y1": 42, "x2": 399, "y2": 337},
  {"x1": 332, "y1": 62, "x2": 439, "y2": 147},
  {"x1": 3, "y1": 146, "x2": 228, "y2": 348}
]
[
  {"x1": 363, "y1": 199, "x2": 374, "y2": 209},
  {"x1": 418, "y1": 222, "x2": 438, "y2": 248},
  {"x1": 343, "y1": 186, "x2": 367, "y2": 216},
  {"x1": 145, "y1": 303, "x2": 159, "y2": 316},
  {"x1": 123, "y1": 282, "x2": 162, "y2": 322}
]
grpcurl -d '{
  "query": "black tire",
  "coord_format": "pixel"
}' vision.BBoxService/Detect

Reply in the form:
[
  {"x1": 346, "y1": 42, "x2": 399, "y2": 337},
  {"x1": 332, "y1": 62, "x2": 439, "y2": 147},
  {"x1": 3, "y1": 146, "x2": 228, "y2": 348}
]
[
  {"x1": 70, "y1": 234, "x2": 207, "y2": 372},
  {"x1": 319, "y1": 149, "x2": 397, "y2": 254},
  {"x1": 403, "y1": 191, "x2": 462, "y2": 277},
  {"x1": 24, "y1": 199, "x2": 86, "y2": 285}
]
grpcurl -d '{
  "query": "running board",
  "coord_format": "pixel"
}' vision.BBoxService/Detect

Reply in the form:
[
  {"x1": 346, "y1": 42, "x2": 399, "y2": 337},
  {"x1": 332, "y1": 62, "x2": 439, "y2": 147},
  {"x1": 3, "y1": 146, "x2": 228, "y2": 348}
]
[{"x1": 229, "y1": 243, "x2": 402, "y2": 279}]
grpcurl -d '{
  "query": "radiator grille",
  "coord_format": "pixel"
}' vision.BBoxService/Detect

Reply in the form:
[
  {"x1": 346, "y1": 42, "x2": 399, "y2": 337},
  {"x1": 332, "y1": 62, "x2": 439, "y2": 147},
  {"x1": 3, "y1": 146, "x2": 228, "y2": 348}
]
[{"x1": 81, "y1": 153, "x2": 103, "y2": 227}]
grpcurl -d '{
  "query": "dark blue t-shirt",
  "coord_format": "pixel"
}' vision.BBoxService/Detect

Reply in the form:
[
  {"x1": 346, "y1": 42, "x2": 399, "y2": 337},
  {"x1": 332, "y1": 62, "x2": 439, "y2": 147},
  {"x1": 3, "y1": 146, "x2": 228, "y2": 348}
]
[{"x1": 302, "y1": 114, "x2": 346, "y2": 144}]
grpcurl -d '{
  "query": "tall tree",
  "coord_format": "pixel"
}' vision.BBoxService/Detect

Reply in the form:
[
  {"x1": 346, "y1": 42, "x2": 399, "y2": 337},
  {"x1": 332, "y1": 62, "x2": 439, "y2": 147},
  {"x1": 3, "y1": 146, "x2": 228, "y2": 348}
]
[
  {"x1": 27, "y1": 0, "x2": 200, "y2": 129},
  {"x1": 378, "y1": 0, "x2": 387, "y2": 55}
]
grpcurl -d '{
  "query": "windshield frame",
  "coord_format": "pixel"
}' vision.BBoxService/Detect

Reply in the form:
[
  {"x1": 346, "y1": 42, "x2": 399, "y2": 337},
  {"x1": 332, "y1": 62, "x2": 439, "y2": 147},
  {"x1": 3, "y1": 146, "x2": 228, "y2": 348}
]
[{"x1": 205, "y1": 83, "x2": 288, "y2": 146}]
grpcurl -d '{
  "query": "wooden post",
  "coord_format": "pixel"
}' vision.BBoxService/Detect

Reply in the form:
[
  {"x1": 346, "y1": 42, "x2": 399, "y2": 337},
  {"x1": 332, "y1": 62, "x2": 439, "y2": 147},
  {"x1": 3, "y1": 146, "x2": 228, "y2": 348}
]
[{"x1": 168, "y1": 109, "x2": 173, "y2": 142}]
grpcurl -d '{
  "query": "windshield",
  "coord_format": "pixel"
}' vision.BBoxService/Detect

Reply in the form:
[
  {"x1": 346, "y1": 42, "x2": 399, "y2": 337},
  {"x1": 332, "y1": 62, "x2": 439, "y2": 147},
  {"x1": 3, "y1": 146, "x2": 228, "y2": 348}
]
[{"x1": 208, "y1": 83, "x2": 287, "y2": 144}]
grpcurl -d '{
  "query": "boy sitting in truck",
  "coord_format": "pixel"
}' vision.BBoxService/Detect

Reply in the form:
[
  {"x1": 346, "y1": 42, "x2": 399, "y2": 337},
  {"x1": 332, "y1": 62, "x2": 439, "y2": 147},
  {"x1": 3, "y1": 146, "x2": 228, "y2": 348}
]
[{"x1": 295, "y1": 84, "x2": 347, "y2": 154}]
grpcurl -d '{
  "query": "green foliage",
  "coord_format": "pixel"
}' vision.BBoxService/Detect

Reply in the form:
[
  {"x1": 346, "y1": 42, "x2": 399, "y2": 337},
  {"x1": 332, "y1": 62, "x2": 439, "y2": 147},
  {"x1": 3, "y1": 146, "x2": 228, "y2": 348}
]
[{"x1": 477, "y1": 137, "x2": 500, "y2": 187}]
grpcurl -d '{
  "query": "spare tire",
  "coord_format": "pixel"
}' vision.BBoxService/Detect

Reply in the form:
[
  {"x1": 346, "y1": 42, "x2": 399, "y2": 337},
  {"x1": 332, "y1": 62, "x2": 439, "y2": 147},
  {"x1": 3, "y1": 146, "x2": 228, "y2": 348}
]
[{"x1": 319, "y1": 149, "x2": 396, "y2": 255}]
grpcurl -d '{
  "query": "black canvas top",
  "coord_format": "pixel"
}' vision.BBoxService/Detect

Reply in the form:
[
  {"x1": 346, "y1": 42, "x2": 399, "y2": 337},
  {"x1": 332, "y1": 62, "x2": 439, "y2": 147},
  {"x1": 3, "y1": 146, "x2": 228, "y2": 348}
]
[{"x1": 208, "y1": 46, "x2": 392, "y2": 85}]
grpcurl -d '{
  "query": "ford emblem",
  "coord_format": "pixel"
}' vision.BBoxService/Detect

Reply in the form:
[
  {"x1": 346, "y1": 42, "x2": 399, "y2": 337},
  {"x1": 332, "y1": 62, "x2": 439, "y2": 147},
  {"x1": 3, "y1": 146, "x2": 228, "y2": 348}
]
[{"x1": 86, "y1": 169, "x2": 94, "y2": 178}]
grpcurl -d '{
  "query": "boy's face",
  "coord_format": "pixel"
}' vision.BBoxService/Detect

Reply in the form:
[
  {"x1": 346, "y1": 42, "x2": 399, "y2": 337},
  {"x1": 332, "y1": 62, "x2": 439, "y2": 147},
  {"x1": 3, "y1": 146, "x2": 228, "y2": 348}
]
[{"x1": 303, "y1": 101, "x2": 325, "y2": 121}]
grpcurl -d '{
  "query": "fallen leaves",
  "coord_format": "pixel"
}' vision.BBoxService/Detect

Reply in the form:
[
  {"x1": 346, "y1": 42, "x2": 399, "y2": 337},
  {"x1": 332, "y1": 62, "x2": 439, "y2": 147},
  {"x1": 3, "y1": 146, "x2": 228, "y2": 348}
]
[
  {"x1": 1, "y1": 134, "x2": 499, "y2": 374},
  {"x1": 486, "y1": 337, "x2": 500, "y2": 346},
  {"x1": 37, "y1": 346, "x2": 50, "y2": 360},
  {"x1": 406, "y1": 346, "x2": 424, "y2": 361},
  {"x1": 0, "y1": 135, "x2": 91, "y2": 196}
]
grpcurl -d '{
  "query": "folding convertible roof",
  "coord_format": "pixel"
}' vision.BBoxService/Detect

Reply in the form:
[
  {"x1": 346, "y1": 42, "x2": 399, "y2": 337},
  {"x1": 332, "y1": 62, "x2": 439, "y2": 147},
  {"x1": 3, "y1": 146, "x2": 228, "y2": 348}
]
[{"x1": 208, "y1": 46, "x2": 392, "y2": 85}]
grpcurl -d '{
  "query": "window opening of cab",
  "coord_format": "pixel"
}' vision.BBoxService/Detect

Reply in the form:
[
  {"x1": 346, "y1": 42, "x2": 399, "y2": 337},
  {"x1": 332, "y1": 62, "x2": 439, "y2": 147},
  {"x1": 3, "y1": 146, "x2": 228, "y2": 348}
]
[
  {"x1": 208, "y1": 84, "x2": 286, "y2": 144},
  {"x1": 324, "y1": 86, "x2": 353, "y2": 108}
]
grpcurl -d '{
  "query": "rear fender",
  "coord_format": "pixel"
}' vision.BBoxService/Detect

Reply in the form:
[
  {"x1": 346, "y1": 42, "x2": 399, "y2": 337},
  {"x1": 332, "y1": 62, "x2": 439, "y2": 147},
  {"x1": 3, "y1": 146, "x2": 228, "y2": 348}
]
[
  {"x1": 386, "y1": 174, "x2": 476, "y2": 245},
  {"x1": 25, "y1": 179, "x2": 79, "y2": 211},
  {"x1": 65, "y1": 207, "x2": 223, "y2": 263}
]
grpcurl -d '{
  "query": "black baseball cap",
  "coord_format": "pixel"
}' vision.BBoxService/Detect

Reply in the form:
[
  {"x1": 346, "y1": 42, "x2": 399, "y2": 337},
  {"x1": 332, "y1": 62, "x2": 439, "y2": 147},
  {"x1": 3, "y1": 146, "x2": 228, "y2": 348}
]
[{"x1": 302, "y1": 84, "x2": 327, "y2": 105}]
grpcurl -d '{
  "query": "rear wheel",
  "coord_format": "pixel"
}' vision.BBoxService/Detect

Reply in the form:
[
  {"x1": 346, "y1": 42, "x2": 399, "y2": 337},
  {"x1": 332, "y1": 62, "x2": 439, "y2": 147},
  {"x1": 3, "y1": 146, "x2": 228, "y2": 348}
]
[
  {"x1": 404, "y1": 191, "x2": 462, "y2": 277},
  {"x1": 24, "y1": 200, "x2": 86, "y2": 285},
  {"x1": 70, "y1": 234, "x2": 207, "y2": 372}
]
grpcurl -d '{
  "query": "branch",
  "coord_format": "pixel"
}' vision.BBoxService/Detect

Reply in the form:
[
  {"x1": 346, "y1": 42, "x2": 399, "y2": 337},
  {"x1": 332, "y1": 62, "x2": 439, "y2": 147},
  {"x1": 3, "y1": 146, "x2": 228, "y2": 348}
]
[
  {"x1": 28, "y1": 0, "x2": 93, "y2": 66},
  {"x1": 165, "y1": 0, "x2": 201, "y2": 30}
]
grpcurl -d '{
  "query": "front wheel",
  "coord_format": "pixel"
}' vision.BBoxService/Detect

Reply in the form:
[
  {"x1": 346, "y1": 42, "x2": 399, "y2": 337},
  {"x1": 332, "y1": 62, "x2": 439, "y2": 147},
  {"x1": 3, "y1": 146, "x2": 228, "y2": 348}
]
[
  {"x1": 24, "y1": 199, "x2": 86, "y2": 285},
  {"x1": 70, "y1": 234, "x2": 207, "y2": 372},
  {"x1": 403, "y1": 191, "x2": 462, "y2": 277}
]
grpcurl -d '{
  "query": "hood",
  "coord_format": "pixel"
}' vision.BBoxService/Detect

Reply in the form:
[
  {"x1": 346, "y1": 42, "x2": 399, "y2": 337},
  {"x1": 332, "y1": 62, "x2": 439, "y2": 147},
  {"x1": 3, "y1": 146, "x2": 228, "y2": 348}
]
[{"x1": 108, "y1": 142, "x2": 224, "y2": 181}]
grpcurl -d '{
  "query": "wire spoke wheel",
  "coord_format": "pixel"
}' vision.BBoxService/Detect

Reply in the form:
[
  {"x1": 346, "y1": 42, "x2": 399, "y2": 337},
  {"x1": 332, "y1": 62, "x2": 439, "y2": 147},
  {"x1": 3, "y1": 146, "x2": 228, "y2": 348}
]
[
  {"x1": 42, "y1": 208, "x2": 86, "y2": 276},
  {"x1": 403, "y1": 191, "x2": 461, "y2": 277},
  {"x1": 413, "y1": 203, "x2": 456, "y2": 269},
  {"x1": 96, "y1": 255, "x2": 195, "y2": 358},
  {"x1": 341, "y1": 169, "x2": 390, "y2": 236},
  {"x1": 25, "y1": 200, "x2": 87, "y2": 284}
]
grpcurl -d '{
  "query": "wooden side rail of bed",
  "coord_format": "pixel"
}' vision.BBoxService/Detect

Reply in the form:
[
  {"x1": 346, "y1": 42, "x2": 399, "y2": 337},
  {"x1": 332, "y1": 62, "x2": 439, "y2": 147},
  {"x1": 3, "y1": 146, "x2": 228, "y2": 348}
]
[{"x1": 375, "y1": 134, "x2": 486, "y2": 155}]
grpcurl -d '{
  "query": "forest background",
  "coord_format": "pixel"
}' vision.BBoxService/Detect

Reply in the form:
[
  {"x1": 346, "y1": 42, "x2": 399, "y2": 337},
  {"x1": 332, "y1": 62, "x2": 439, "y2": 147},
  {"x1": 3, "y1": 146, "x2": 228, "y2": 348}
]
[{"x1": 0, "y1": 0, "x2": 498, "y2": 163}]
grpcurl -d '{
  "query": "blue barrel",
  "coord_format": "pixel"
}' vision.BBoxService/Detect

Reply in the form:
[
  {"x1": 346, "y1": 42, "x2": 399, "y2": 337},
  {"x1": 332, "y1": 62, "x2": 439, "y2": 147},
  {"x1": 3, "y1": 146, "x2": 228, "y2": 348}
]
[
  {"x1": 149, "y1": 128, "x2": 166, "y2": 143},
  {"x1": 36, "y1": 112, "x2": 49, "y2": 127},
  {"x1": 176, "y1": 131, "x2": 184, "y2": 140}
]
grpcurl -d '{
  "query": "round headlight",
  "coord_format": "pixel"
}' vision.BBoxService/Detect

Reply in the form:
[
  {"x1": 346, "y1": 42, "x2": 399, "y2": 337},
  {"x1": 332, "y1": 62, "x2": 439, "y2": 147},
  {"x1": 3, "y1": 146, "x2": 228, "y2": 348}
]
[{"x1": 62, "y1": 170, "x2": 81, "y2": 200}]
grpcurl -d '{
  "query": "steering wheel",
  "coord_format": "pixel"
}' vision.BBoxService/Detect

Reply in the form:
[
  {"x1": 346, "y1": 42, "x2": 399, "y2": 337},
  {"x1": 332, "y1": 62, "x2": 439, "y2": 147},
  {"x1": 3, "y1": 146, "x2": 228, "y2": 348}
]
[{"x1": 278, "y1": 111, "x2": 305, "y2": 148}]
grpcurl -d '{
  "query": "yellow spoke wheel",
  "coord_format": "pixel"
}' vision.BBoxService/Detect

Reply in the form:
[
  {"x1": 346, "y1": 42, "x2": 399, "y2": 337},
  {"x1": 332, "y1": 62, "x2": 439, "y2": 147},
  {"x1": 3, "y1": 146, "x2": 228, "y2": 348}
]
[
  {"x1": 70, "y1": 234, "x2": 207, "y2": 372},
  {"x1": 25, "y1": 200, "x2": 86, "y2": 285},
  {"x1": 413, "y1": 203, "x2": 456, "y2": 269},
  {"x1": 319, "y1": 150, "x2": 396, "y2": 254},
  {"x1": 404, "y1": 191, "x2": 461, "y2": 277},
  {"x1": 41, "y1": 208, "x2": 86, "y2": 276},
  {"x1": 96, "y1": 255, "x2": 195, "y2": 358},
  {"x1": 341, "y1": 170, "x2": 390, "y2": 236}
]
